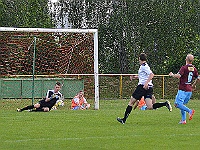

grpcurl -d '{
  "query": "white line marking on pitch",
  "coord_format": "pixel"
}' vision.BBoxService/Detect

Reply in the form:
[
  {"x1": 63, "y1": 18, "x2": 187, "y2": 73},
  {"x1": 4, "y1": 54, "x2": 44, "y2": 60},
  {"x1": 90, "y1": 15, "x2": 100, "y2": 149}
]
[{"x1": 4, "y1": 134, "x2": 199, "y2": 143}]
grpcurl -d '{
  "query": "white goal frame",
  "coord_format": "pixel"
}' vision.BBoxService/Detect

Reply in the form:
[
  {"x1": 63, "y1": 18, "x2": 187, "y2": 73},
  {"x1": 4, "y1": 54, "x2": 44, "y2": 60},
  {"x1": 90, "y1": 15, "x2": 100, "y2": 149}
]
[{"x1": 0, "y1": 27, "x2": 99, "y2": 110}]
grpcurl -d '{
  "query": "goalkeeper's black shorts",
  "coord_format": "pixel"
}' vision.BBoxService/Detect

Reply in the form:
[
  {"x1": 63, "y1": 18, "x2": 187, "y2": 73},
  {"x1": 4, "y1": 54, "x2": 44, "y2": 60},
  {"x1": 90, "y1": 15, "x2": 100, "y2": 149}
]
[{"x1": 38, "y1": 98, "x2": 57, "y2": 110}]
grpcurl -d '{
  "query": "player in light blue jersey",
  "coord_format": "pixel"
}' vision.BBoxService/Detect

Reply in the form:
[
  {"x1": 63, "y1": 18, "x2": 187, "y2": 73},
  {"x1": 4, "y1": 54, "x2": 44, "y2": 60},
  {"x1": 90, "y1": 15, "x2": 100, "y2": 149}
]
[{"x1": 117, "y1": 53, "x2": 172, "y2": 124}]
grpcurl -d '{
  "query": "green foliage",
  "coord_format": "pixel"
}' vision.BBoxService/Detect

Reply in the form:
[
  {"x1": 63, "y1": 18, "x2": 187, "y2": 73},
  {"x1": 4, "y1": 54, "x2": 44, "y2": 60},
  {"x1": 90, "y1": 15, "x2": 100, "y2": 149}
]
[
  {"x1": 0, "y1": 0, "x2": 53, "y2": 28},
  {"x1": 52, "y1": 0, "x2": 200, "y2": 74},
  {"x1": 107, "y1": 0, "x2": 200, "y2": 74},
  {"x1": 1, "y1": 99, "x2": 200, "y2": 150}
]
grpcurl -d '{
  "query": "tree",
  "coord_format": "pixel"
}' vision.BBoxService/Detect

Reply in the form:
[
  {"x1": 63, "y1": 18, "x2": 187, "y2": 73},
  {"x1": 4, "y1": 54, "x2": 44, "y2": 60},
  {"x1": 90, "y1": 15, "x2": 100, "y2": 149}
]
[
  {"x1": 45, "y1": 0, "x2": 200, "y2": 74},
  {"x1": 0, "y1": 0, "x2": 53, "y2": 28}
]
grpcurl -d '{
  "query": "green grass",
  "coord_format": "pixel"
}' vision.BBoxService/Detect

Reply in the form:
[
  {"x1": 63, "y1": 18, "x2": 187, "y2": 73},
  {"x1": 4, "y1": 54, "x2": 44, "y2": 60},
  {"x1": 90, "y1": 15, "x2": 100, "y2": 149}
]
[{"x1": 0, "y1": 99, "x2": 200, "y2": 150}]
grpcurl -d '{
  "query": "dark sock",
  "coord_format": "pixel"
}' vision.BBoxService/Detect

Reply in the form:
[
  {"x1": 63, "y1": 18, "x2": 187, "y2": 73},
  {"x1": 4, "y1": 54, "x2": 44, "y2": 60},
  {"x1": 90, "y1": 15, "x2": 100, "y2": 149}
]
[
  {"x1": 153, "y1": 102, "x2": 166, "y2": 109},
  {"x1": 31, "y1": 109, "x2": 44, "y2": 112},
  {"x1": 21, "y1": 105, "x2": 34, "y2": 111},
  {"x1": 123, "y1": 105, "x2": 132, "y2": 122}
]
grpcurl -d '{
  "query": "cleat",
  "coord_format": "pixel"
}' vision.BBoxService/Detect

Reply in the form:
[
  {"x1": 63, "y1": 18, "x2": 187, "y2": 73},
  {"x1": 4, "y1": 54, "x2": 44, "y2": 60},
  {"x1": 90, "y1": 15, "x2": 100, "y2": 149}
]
[
  {"x1": 17, "y1": 108, "x2": 22, "y2": 112},
  {"x1": 117, "y1": 117, "x2": 125, "y2": 124},
  {"x1": 166, "y1": 100, "x2": 172, "y2": 112},
  {"x1": 179, "y1": 120, "x2": 186, "y2": 124},
  {"x1": 189, "y1": 109, "x2": 195, "y2": 120}
]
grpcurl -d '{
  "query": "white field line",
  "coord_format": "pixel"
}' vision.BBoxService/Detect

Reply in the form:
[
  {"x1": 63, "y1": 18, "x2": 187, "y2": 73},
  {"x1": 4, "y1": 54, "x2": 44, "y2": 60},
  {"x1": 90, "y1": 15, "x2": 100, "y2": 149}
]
[{"x1": 4, "y1": 133, "x2": 199, "y2": 143}]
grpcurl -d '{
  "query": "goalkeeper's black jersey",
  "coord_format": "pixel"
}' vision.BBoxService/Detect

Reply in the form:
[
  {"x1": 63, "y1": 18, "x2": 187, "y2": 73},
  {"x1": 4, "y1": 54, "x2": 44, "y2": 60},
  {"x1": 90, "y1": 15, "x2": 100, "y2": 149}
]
[{"x1": 46, "y1": 90, "x2": 62, "y2": 99}]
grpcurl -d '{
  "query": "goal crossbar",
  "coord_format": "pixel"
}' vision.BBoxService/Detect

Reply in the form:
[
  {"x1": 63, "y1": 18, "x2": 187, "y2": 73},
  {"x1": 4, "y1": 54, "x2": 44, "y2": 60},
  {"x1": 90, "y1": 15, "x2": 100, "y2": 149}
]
[{"x1": 0, "y1": 27, "x2": 98, "y2": 33}]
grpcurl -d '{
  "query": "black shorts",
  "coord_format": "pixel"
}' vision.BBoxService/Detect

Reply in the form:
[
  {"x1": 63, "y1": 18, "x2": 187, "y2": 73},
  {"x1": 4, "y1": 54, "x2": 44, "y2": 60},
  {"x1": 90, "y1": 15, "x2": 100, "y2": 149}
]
[
  {"x1": 38, "y1": 99, "x2": 50, "y2": 107},
  {"x1": 37, "y1": 98, "x2": 57, "y2": 111},
  {"x1": 132, "y1": 84, "x2": 153, "y2": 100}
]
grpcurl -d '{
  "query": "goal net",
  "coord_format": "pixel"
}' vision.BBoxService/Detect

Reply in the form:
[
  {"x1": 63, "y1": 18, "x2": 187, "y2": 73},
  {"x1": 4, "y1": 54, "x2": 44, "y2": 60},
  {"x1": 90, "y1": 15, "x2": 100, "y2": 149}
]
[{"x1": 0, "y1": 27, "x2": 99, "y2": 109}]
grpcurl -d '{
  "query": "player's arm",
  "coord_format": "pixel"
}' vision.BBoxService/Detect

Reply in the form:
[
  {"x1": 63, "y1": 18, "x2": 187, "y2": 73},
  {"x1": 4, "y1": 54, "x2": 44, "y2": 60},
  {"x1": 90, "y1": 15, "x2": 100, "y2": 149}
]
[
  {"x1": 169, "y1": 72, "x2": 181, "y2": 78},
  {"x1": 192, "y1": 76, "x2": 200, "y2": 90},
  {"x1": 45, "y1": 98, "x2": 51, "y2": 102},
  {"x1": 130, "y1": 74, "x2": 138, "y2": 81},
  {"x1": 82, "y1": 97, "x2": 89, "y2": 107},
  {"x1": 143, "y1": 72, "x2": 154, "y2": 89},
  {"x1": 83, "y1": 97, "x2": 87, "y2": 104},
  {"x1": 196, "y1": 75, "x2": 200, "y2": 81},
  {"x1": 44, "y1": 90, "x2": 51, "y2": 102}
]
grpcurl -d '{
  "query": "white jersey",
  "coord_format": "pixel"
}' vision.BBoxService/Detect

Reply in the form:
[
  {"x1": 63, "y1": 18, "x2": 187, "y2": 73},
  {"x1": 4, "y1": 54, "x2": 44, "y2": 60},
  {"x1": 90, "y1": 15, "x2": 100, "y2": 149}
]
[{"x1": 138, "y1": 63, "x2": 153, "y2": 86}]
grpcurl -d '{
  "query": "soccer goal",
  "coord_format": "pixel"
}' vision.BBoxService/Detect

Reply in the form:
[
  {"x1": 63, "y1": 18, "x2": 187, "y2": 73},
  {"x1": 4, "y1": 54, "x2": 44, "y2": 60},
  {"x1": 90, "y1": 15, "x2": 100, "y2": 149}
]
[{"x1": 0, "y1": 27, "x2": 99, "y2": 109}]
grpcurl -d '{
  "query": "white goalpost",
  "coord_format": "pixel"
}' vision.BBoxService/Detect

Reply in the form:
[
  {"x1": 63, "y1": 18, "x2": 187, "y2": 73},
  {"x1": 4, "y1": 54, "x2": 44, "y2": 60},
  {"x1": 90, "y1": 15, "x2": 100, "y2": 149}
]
[{"x1": 0, "y1": 27, "x2": 99, "y2": 110}]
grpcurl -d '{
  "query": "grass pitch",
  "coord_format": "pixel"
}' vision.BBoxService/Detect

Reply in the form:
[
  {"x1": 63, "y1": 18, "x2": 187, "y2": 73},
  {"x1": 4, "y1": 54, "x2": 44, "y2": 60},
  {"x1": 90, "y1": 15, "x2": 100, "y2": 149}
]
[{"x1": 0, "y1": 99, "x2": 200, "y2": 150}]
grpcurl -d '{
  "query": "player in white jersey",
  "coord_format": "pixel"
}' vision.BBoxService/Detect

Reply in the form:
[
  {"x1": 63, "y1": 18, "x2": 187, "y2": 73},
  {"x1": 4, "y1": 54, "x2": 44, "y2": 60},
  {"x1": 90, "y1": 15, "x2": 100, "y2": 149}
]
[{"x1": 117, "y1": 53, "x2": 172, "y2": 124}]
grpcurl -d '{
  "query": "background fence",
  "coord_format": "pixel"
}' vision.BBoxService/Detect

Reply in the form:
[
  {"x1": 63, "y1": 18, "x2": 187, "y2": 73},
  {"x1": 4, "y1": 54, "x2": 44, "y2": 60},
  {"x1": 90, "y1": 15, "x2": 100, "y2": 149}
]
[
  {"x1": 0, "y1": 77, "x2": 84, "y2": 99},
  {"x1": 1, "y1": 74, "x2": 199, "y2": 100},
  {"x1": 99, "y1": 74, "x2": 200, "y2": 100}
]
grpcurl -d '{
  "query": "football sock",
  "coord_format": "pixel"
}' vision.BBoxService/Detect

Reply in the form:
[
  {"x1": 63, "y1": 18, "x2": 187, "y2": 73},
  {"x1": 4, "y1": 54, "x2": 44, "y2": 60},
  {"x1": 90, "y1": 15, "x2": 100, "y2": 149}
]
[
  {"x1": 123, "y1": 105, "x2": 132, "y2": 122},
  {"x1": 181, "y1": 110, "x2": 186, "y2": 121},
  {"x1": 153, "y1": 102, "x2": 166, "y2": 109},
  {"x1": 21, "y1": 105, "x2": 34, "y2": 111},
  {"x1": 31, "y1": 109, "x2": 43, "y2": 112}
]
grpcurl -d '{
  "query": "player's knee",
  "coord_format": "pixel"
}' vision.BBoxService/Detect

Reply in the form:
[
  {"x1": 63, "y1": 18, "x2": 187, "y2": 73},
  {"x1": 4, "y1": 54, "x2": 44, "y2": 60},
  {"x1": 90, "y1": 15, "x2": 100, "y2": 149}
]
[
  {"x1": 174, "y1": 103, "x2": 182, "y2": 108},
  {"x1": 144, "y1": 98, "x2": 153, "y2": 109},
  {"x1": 146, "y1": 104, "x2": 153, "y2": 110},
  {"x1": 34, "y1": 104, "x2": 40, "y2": 108},
  {"x1": 128, "y1": 97, "x2": 137, "y2": 106},
  {"x1": 146, "y1": 107, "x2": 153, "y2": 110},
  {"x1": 129, "y1": 100, "x2": 136, "y2": 106},
  {"x1": 43, "y1": 108, "x2": 50, "y2": 112}
]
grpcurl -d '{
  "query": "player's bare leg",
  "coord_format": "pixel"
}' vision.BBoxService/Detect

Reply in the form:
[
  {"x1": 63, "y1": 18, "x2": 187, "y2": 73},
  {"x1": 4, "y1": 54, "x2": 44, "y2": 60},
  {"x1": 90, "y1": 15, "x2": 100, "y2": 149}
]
[
  {"x1": 152, "y1": 95, "x2": 156, "y2": 104},
  {"x1": 133, "y1": 100, "x2": 139, "y2": 110},
  {"x1": 145, "y1": 98, "x2": 153, "y2": 110}
]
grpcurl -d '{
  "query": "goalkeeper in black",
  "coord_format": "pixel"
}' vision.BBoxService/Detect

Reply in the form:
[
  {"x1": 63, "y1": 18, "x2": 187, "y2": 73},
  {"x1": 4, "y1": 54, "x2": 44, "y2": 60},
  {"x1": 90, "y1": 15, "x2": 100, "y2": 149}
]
[{"x1": 17, "y1": 82, "x2": 63, "y2": 112}]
